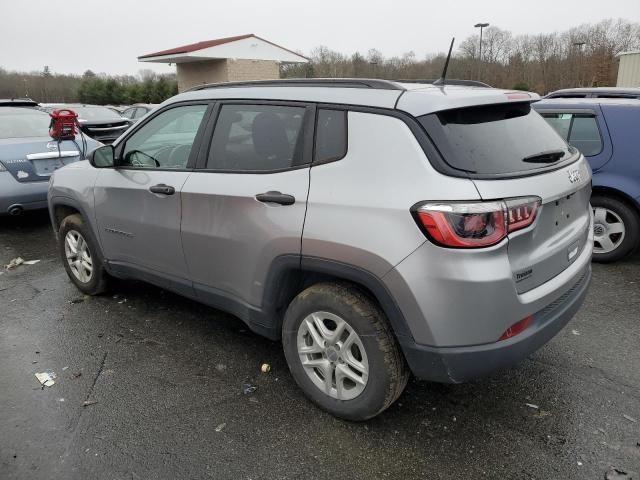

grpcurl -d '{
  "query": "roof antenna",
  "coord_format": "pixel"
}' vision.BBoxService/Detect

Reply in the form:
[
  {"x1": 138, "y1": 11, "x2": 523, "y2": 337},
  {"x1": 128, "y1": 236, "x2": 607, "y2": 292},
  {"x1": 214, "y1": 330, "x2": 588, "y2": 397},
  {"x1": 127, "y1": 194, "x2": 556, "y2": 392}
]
[{"x1": 433, "y1": 37, "x2": 455, "y2": 86}]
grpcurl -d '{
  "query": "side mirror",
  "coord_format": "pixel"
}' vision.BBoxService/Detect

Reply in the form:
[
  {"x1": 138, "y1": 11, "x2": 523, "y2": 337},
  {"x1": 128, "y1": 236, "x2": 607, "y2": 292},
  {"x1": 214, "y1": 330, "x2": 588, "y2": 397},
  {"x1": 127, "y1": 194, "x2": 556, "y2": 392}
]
[{"x1": 88, "y1": 145, "x2": 115, "y2": 168}]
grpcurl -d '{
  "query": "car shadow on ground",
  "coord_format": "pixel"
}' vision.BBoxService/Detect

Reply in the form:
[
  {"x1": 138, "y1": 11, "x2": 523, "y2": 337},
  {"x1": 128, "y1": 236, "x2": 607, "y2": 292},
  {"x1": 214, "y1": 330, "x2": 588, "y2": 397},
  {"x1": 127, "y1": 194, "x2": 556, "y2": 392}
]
[{"x1": 105, "y1": 275, "x2": 578, "y2": 442}]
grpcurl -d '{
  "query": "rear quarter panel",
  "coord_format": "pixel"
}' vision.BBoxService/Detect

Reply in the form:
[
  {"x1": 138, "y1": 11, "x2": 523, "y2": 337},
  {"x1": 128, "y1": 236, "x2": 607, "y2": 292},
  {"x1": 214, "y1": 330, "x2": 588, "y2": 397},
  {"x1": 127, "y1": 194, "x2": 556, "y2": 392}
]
[{"x1": 302, "y1": 111, "x2": 480, "y2": 278}]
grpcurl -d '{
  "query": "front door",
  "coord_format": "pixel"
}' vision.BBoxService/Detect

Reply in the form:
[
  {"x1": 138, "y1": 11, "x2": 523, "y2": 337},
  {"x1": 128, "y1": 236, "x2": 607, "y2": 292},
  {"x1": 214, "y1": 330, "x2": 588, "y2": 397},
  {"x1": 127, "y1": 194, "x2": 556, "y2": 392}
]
[
  {"x1": 180, "y1": 102, "x2": 313, "y2": 311},
  {"x1": 94, "y1": 103, "x2": 210, "y2": 291}
]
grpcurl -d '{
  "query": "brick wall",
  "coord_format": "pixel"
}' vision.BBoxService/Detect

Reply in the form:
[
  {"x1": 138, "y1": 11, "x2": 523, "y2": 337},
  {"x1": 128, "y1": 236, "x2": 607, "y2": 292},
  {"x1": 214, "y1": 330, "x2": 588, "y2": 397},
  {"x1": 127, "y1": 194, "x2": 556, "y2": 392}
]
[
  {"x1": 226, "y1": 59, "x2": 280, "y2": 82},
  {"x1": 176, "y1": 59, "x2": 280, "y2": 92},
  {"x1": 176, "y1": 60, "x2": 228, "y2": 92}
]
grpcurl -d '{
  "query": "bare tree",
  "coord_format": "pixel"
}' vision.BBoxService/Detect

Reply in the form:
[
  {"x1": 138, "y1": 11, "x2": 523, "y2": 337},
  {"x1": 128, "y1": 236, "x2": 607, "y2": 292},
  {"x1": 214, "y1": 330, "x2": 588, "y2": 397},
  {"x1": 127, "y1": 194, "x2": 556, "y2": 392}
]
[{"x1": 281, "y1": 18, "x2": 640, "y2": 93}]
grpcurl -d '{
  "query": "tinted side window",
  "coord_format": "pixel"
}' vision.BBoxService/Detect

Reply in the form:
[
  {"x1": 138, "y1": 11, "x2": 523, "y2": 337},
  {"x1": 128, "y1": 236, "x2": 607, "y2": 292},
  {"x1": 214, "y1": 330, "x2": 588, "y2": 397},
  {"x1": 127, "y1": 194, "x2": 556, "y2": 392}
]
[
  {"x1": 541, "y1": 113, "x2": 571, "y2": 140},
  {"x1": 595, "y1": 94, "x2": 637, "y2": 99},
  {"x1": 315, "y1": 109, "x2": 347, "y2": 163},
  {"x1": 569, "y1": 116, "x2": 602, "y2": 156},
  {"x1": 121, "y1": 104, "x2": 207, "y2": 169},
  {"x1": 207, "y1": 104, "x2": 306, "y2": 171}
]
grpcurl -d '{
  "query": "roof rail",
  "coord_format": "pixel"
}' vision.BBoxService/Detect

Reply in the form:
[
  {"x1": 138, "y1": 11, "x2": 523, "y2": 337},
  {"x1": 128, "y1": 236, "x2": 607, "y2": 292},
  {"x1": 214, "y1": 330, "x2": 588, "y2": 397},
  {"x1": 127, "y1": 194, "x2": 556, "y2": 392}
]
[
  {"x1": 187, "y1": 78, "x2": 406, "y2": 92},
  {"x1": 397, "y1": 79, "x2": 492, "y2": 88}
]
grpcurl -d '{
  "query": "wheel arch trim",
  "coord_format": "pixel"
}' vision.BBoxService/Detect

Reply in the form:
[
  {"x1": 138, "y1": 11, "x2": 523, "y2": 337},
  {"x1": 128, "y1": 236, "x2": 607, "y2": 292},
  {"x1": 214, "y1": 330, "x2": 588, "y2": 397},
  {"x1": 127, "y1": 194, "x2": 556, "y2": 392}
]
[
  {"x1": 258, "y1": 255, "x2": 414, "y2": 341},
  {"x1": 48, "y1": 195, "x2": 107, "y2": 263}
]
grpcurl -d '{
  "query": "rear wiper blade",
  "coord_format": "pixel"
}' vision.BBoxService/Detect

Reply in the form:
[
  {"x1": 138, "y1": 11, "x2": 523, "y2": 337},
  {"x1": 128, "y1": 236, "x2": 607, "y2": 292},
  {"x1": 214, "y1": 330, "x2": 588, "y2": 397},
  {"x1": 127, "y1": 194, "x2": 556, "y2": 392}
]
[{"x1": 522, "y1": 150, "x2": 566, "y2": 163}]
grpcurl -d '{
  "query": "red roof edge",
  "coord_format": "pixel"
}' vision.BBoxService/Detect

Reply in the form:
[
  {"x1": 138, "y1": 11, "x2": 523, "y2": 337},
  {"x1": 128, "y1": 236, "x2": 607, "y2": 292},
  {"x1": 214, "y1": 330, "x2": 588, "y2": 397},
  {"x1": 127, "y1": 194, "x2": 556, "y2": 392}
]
[{"x1": 138, "y1": 33, "x2": 308, "y2": 61}]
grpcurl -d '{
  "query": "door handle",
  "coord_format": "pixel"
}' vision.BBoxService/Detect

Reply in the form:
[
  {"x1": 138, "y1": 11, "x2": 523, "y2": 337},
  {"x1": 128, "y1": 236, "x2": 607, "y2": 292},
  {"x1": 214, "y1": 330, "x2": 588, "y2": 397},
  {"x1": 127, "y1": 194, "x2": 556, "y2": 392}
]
[
  {"x1": 255, "y1": 191, "x2": 295, "y2": 206},
  {"x1": 149, "y1": 184, "x2": 175, "y2": 195}
]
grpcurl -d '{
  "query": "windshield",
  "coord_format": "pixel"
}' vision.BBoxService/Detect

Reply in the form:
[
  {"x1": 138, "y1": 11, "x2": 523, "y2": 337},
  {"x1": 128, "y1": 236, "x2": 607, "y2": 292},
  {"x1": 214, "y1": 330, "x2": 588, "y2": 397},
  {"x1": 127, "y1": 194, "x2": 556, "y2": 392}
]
[
  {"x1": 72, "y1": 106, "x2": 123, "y2": 121},
  {"x1": 0, "y1": 109, "x2": 51, "y2": 138},
  {"x1": 419, "y1": 102, "x2": 576, "y2": 175}
]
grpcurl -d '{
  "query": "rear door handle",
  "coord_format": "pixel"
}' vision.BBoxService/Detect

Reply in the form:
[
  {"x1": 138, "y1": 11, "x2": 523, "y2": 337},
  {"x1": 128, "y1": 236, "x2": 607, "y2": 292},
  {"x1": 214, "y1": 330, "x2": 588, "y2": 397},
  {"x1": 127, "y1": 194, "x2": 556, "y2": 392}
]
[
  {"x1": 255, "y1": 191, "x2": 295, "y2": 205},
  {"x1": 149, "y1": 184, "x2": 175, "y2": 195}
]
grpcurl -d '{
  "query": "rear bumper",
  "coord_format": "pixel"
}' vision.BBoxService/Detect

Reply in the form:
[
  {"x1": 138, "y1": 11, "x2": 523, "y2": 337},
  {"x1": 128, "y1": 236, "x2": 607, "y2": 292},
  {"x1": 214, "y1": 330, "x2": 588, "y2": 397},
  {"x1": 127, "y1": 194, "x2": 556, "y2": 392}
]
[
  {"x1": 400, "y1": 266, "x2": 591, "y2": 382},
  {"x1": 0, "y1": 173, "x2": 48, "y2": 214}
]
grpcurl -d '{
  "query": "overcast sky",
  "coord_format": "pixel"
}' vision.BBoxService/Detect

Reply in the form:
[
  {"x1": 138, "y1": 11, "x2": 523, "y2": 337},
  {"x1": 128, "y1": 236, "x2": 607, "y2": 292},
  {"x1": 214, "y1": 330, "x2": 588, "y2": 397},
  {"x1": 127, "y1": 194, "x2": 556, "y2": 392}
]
[{"x1": 1, "y1": 0, "x2": 639, "y2": 75}]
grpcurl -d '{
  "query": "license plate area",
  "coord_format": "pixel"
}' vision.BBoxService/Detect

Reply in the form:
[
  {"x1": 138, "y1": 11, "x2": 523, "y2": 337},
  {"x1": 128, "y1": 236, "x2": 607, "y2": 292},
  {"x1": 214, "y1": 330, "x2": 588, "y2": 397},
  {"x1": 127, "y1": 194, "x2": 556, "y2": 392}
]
[
  {"x1": 30, "y1": 155, "x2": 79, "y2": 176},
  {"x1": 550, "y1": 192, "x2": 584, "y2": 230},
  {"x1": 30, "y1": 158, "x2": 65, "y2": 176},
  {"x1": 509, "y1": 186, "x2": 590, "y2": 294}
]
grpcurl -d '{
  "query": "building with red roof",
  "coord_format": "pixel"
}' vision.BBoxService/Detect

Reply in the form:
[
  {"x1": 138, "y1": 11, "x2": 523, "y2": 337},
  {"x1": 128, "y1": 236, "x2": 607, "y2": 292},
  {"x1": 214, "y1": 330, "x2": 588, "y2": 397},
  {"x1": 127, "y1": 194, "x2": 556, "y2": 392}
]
[{"x1": 138, "y1": 34, "x2": 308, "y2": 91}]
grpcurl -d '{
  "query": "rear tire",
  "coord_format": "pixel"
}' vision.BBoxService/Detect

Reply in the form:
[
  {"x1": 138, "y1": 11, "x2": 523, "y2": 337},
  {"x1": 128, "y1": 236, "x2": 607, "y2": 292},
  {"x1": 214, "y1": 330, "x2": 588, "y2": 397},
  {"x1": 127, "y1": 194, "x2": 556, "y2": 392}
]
[
  {"x1": 58, "y1": 214, "x2": 110, "y2": 295},
  {"x1": 282, "y1": 282, "x2": 409, "y2": 421},
  {"x1": 591, "y1": 195, "x2": 640, "y2": 263}
]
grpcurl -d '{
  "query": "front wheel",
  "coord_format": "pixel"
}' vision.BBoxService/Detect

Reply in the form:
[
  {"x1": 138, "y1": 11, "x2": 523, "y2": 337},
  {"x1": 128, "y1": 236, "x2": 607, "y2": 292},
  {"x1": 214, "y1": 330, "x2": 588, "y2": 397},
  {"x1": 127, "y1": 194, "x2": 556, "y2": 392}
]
[
  {"x1": 59, "y1": 214, "x2": 110, "y2": 295},
  {"x1": 282, "y1": 282, "x2": 409, "y2": 421},
  {"x1": 591, "y1": 195, "x2": 640, "y2": 263}
]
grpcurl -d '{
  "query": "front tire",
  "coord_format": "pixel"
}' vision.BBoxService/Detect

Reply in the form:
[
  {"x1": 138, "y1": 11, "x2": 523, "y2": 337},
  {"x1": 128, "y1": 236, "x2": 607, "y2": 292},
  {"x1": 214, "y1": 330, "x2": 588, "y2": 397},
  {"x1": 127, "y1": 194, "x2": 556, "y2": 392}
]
[
  {"x1": 282, "y1": 282, "x2": 409, "y2": 421},
  {"x1": 591, "y1": 195, "x2": 640, "y2": 263},
  {"x1": 59, "y1": 214, "x2": 109, "y2": 295}
]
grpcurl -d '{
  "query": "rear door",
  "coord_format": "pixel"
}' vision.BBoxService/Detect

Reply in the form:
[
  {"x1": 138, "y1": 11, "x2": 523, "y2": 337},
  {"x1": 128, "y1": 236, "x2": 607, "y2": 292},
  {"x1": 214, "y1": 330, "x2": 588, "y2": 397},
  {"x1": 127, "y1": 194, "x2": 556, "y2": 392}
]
[
  {"x1": 94, "y1": 103, "x2": 210, "y2": 292},
  {"x1": 180, "y1": 101, "x2": 314, "y2": 310},
  {"x1": 418, "y1": 101, "x2": 592, "y2": 293}
]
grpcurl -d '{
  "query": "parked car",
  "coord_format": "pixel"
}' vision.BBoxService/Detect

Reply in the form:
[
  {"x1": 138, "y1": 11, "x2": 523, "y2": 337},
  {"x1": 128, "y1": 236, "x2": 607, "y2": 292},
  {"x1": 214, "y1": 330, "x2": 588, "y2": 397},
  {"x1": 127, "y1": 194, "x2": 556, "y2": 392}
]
[
  {"x1": 0, "y1": 98, "x2": 39, "y2": 108},
  {"x1": 0, "y1": 107, "x2": 99, "y2": 216},
  {"x1": 545, "y1": 87, "x2": 640, "y2": 99},
  {"x1": 49, "y1": 79, "x2": 592, "y2": 420},
  {"x1": 40, "y1": 104, "x2": 131, "y2": 144},
  {"x1": 121, "y1": 104, "x2": 158, "y2": 123},
  {"x1": 534, "y1": 98, "x2": 640, "y2": 262}
]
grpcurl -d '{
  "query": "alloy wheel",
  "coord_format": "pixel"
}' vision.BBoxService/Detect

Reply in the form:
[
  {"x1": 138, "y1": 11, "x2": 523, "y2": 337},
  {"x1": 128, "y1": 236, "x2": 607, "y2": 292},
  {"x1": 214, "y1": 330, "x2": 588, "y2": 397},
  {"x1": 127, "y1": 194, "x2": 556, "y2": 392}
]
[
  {"x1": 297, "y1": 311, "x2": 369, "y2": 400},
  {"x1": 64, "y1": 230, "x2": 93, "y2": 283}
]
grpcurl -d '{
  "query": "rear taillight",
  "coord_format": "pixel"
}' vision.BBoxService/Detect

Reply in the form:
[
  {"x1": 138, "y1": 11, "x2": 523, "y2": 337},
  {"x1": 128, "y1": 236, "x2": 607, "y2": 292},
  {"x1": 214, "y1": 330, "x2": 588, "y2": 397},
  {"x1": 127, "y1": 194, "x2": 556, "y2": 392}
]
[
  {"x1": 505, "y1": 197, "x2": 540, "y2": 232},
  {"x1": 413, "y1": 196, "x2": 541, "y2": 248}
]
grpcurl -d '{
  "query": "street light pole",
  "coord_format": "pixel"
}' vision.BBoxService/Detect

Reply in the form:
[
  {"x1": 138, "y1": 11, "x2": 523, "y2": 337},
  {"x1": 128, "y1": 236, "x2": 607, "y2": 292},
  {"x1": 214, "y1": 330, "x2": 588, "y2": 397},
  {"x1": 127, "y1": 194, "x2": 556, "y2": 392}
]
[
  {"x1": 573, "y1": 41, "x2": 586, "y2": 87},
  {"x1": 369, "y1": 61, "x2": 378, "y2": 78},
  {"x1": 474, "y1": 22, "x2": 490, "y2": 80}
]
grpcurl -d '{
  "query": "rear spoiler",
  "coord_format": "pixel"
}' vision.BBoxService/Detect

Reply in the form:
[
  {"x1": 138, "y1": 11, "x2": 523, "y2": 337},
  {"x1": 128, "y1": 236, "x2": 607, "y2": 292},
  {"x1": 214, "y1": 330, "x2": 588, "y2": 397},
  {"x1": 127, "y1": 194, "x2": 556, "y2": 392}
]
[{"x1": 397, "y1": 88, "x2": 541, "y2": 116}]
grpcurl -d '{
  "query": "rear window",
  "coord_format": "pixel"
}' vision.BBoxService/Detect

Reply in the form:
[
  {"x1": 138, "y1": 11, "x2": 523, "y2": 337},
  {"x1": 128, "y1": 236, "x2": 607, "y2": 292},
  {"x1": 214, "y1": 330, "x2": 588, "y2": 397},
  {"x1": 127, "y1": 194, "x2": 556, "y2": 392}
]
[
  {"x1": 207, "y1": 104, "x2": 306, "y2": 171},
  {"x1": 419, "y1": 102, "x2": 575, "y2": 175},
  {"x1": 73, "y1": 106, "x2": 123, "y2": 121},
  {"x1": 0, "y1": 110, "x2": 51, "y2": 138}
]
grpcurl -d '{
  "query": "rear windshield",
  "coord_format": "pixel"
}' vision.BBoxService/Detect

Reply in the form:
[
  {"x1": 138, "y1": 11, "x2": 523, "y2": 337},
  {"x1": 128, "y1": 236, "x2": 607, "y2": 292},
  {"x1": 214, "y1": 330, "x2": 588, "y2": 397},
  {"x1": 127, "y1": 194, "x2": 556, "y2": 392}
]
[
  {"x1": 73, "y1": 106, "x2": 123, "y2": 121},
  {"x1": 0, "y1": 110, "x2": 51, "y2": 138},
  {"x1": 419, "y1": 102, "x2": 576, "y2": 175}
]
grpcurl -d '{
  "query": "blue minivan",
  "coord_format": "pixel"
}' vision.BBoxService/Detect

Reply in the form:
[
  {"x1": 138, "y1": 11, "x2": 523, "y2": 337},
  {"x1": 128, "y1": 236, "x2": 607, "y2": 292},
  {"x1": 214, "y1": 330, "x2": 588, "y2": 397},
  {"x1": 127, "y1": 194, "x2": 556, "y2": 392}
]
[{"x1": 534, "y1": 98, "x2": 640, "y2": 262}]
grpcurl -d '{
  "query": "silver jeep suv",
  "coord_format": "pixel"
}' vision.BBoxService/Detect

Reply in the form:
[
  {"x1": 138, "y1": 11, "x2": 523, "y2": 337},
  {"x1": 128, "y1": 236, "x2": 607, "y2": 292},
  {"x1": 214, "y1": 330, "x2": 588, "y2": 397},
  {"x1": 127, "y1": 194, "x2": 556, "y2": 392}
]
[{"x1": 48, "y1": 79, "x2": 593, "y2": 420}]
